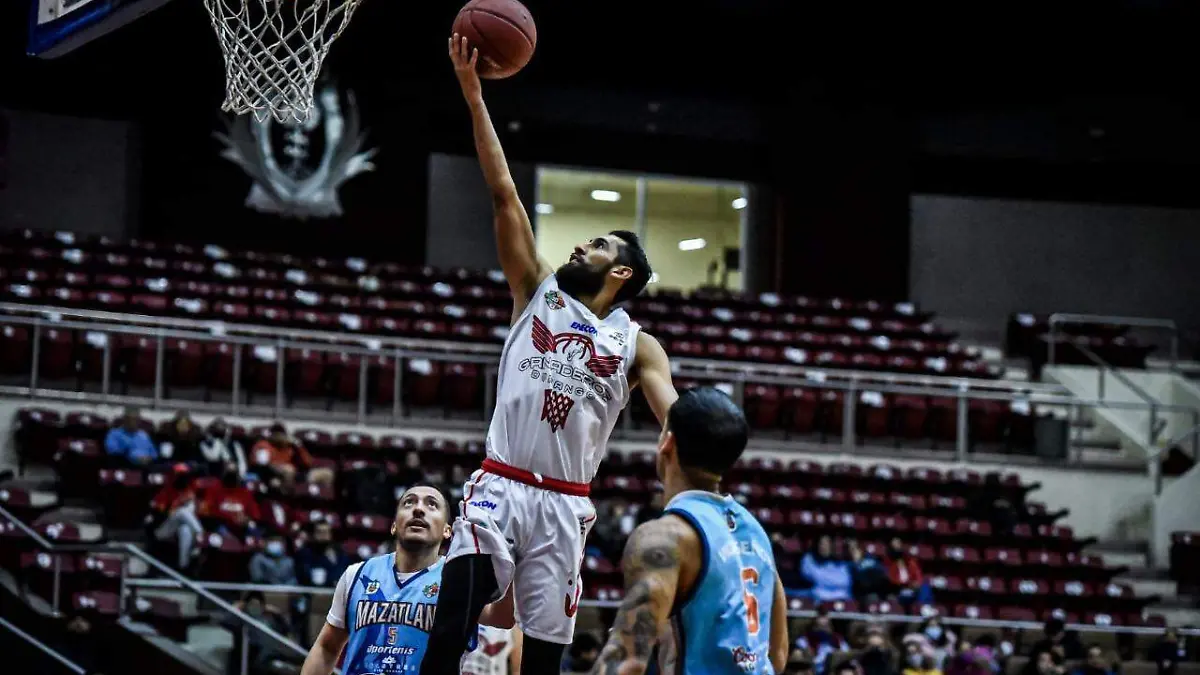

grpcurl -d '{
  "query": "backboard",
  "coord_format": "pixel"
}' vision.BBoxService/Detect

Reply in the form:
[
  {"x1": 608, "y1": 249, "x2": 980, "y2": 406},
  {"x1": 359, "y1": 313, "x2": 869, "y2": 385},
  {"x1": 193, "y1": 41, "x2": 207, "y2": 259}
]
[{"x1": 27, "y1": 0, "x2": 175, "y2": 58}]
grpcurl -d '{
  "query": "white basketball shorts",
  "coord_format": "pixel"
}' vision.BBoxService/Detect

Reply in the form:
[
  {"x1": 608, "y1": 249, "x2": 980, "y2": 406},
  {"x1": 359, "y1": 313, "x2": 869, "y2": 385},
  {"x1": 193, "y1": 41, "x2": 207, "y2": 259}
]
[{"x1": 447, "y1": 459, "x2": 597, "y2": 645}]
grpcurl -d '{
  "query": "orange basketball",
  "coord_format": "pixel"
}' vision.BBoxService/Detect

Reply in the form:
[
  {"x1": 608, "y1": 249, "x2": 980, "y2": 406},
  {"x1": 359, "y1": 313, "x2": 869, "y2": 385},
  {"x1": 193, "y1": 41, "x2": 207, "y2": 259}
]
[{"x1": 452, "y1": 0, "x2": 538, "y2": 80}]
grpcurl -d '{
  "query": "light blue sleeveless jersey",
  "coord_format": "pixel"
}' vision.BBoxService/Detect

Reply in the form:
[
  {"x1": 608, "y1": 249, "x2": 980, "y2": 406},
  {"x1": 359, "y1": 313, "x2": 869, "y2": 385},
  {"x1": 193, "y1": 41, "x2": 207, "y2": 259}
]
[
  {"x1": 342, "y1": 553, "x2": 448, "y2": 674},
  {"x1": 664, "y1": 491, "x2": 777, "y2": 675}
]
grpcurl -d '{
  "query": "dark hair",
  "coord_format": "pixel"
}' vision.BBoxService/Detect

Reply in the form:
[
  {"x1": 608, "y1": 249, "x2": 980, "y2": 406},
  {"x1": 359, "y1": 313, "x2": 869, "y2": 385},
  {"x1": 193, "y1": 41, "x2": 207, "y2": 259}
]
[
  {"x1": 398, "y1": 482, "x2": 455, "y2": 520},
  {"x1": 244, "y1": 591, "x2": 266, "y2": 605},
  {"x1": 667, "y1": 386, "x2": 749, "y2": 477},
  {"x1": 609, "y1": 230, "x2": 652, "y2": 305},
  {"x1": 1044, "y1": 618, "x2": 1065, "y2": 636}
]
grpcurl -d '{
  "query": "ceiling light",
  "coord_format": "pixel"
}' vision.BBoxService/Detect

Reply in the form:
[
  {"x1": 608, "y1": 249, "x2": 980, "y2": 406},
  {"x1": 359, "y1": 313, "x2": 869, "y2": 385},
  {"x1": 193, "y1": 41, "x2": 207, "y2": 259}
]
[
  {"x1": 732, "y1": 197, "x2": 748, "y2": 210},
  {"x1": 535, "y1": 203, "x2": 554, "y2": 215},
  {"x1": 678, "y1": 238, "x2": 707, "y2": 252},
  {"x1": 590, "y1": 189, "x2": 621, "y2": 202}
]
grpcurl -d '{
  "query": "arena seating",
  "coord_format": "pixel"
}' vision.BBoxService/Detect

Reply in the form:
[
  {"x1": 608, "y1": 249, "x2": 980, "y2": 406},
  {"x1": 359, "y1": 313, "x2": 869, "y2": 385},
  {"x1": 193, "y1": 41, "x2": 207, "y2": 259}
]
[
  {"x1": 1005, "y1": 313, "x2": 1155, "y2": 372},
  {"x1": 2, "y1": 406, "x2": 1164, "y2": 628},
  {"x1": 0, "y1": 228, "x2": 998, "y2": 379}
]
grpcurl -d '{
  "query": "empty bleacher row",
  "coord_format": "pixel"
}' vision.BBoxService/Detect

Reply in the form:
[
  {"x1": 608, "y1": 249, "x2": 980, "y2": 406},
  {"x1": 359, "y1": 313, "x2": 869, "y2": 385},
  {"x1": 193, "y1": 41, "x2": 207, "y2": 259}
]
[
  {"x1": 0, "y1": 406, "x2": 1164, "y2": 628},
  {"x1": 0, "y1": 228, "x2": 998, "y2": 377},
  {"x1": 1005, "y1": 313, "x2": 1157, "y2": 372}
]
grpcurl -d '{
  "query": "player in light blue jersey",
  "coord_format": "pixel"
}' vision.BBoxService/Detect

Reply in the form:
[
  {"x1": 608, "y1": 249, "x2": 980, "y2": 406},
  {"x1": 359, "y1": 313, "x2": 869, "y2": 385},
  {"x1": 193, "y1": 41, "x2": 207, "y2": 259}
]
[
  {"x1": 299, "y1": 483, "x2": 514, "y2": 675},
  {"x1": 591, "y1": 387, "x2": 789, "y2": 675}
]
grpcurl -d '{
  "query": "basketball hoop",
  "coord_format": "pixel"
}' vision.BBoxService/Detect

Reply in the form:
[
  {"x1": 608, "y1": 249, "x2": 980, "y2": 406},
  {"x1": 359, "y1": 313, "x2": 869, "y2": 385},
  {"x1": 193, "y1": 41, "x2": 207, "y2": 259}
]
[{"x1": 202, "y1": 0, "x2": 365, "y2": 123}]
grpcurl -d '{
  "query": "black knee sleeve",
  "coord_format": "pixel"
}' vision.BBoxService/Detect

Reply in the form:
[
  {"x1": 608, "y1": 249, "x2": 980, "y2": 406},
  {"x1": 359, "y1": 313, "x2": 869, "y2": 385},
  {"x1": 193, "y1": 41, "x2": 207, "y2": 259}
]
[
  {"x1": 419, "y1": 554, "x2": 498, "y2": 675},
  {"x1": 520, "y1": 635, "x2": 567, "y2": 675}
]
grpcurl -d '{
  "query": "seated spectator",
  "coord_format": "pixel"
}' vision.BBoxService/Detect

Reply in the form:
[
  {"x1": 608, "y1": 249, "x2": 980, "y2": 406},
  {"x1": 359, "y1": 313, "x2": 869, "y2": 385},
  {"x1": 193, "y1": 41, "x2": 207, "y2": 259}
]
[
  {"x1": 104, "y1": 407, "x2": 158, "y2": 467},
  {"x1": 801, "y1": 535, "x2": 854, "y2": 602},
  {"x1": 946, "y1": 636, "x2": 999, "y2": 675},
  {"x1": 149, "y1": 465, "x2": 204, "y2": 571},
  {"x1": 1151, "y1": 628, "x2": 1184, "y2": 675},
  {"x1": 158, "y1": 411, "x2": 204, "y2": 466},
  {"x1": 295, "y1": 521, "x2": 351, "y2": 589},
  {"x1": 250, "y1": 532, "x2": 297, "y2": 586},
  {"x1": 859, "y1": 628, "x2": 900, "y2": 675},
  {"x1": 199, "y1": 417, "x2": 247, "y2": 478},
  {"x1": 914, "y1": 616, "x2": 956, "y2": 669},
  {"x1": 1030, "y1": 619, "x2": 1085, "y2": 661},
  {"x1": 849, "y1": 539, "x2": 890, "y2": 601},
  {"x1": 884, "y1": 538, "x2": 933, "y2": 608},
  {"x1": 1022, "y1": 650, "x2": 1065, "y2": 675},
  {"x1": 1070, "y1": 646, "x2": 1116, "y2": 675},
  {"x1": 223, "y1": 591, "x2": 296, "y2": 675},
  {"x1": 903, "y1": 637, "x2": 943, "y2": 675},
  {"x1": 786, "y1": 647, "x2": 817, "y2": 675},
  {"x1": 795, "y1": 610, "x2": 850, "y2": 675},
  {"x1": 250, "y1": 422, "x2": 332, "y2": 487},
  {"x1": 198, "y1": 467, "x2": 261, "y2": 533}
]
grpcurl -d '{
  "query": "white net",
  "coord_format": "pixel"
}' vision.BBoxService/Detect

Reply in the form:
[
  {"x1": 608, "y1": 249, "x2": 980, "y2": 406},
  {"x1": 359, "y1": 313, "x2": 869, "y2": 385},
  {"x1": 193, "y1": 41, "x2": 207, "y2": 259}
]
[{"x1": 203, "y1": 0, "x2": 365, "y2": 124}]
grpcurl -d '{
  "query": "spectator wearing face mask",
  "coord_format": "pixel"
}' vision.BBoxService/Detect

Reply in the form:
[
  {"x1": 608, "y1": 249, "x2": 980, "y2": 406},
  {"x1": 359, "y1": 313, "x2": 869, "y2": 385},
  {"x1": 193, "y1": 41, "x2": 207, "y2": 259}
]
[
  {"x1": 296, "y1": 521, "x2": 350, "y2": 588},
  {"x1": 250, "y1": 422, "x2": 333, "y2": 488},
  {"x1": 199, "y1": 418, "x2": 247, "y2": 478},
  {"x1": 250, "y1": 533, "x2": 297, "y2": 586},
  {"x1": 158, "y1": 411, "x2": 204, "y2": 466},
  {"x1": 1031, "y1": 619, "x2": 1085, "y2": 661},
  {"x1": 902, "y1": 638, "x2": 943, "y2": 675},
  {"x1": 1070, "y1": 646, "x2": 1116, "y2": 675},
  {"x1": 795, "y1": 612, "x2": 851, "y2": 675},
  {"x1": 149, "y1": 465, "x2": 204, "y2": 571},
  {"x1": 802, "y1": 535, "x2": 855, "y2": 602},
  {"x1": 915, "y1": 617, "x2": 956, "y2": 669}
]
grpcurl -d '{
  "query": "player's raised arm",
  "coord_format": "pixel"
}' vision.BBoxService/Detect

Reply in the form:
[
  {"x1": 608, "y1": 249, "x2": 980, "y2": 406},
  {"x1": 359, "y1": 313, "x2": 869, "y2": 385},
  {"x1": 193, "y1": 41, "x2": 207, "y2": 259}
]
[
  {"x1": 590, "y1": 516, "x2": 696, "y2": 675},
  {"x1": 634, "y1": 332, "x2": 679, "y2": 427},
  {"x1": 449, "y1": 34, "x2": 552, "y2": 311}
]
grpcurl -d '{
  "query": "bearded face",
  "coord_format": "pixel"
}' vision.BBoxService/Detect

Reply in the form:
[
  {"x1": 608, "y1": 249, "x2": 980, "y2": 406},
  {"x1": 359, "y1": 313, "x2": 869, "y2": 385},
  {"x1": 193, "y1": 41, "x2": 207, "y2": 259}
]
[{"x1": 555, "y1": 258, "x2": 611, "y2": 300}]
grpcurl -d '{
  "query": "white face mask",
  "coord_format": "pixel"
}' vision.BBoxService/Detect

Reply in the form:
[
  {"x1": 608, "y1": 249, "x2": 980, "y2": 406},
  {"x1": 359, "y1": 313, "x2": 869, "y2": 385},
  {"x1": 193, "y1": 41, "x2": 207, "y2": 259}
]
[
  {"x1": 266, "y1": 541, "x2": 285, "y2": 556},
  {"x1": 908, "y1": 654, "x2": 925, "y2": 668},
  {"x1": 925, "y1": 626, "x2": 943, "y2": 641}
]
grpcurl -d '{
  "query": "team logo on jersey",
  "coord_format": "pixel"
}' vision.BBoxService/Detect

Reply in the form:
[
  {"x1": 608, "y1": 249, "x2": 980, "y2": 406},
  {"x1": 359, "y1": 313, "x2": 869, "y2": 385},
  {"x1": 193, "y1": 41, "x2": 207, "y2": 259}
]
[
  {"x1": 570, "y1": 320, "x2": 598, "y2": 335},
  {"x1": 363, "y1": 580, "x2": 380, "y2": 595},
  {"x1": 544, "y1": 290, "x2": 566, "y2": 310},
  {"x1": 564, "y1": 580, "x2": 582, "y2": 618},
  {"x1": 531, "y1": 316, "x2": 624, "y2": 378},
  {"x1": 731, "y1": 646, "x2": 759, "y2": 671},
  {"x1": 422, "y1": 582, "x2": 440, "y2": 598},
  {"x1": 541, "y1": 390, "x2": 576, "y2": 433}
]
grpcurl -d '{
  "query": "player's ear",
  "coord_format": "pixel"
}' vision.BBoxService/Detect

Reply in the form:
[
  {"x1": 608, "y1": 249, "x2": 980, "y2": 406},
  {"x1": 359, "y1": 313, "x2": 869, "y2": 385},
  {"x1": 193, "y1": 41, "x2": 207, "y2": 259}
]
[
  {"x1": 442, "y1": 524, "x2": 452, "y2": 541},
  {"x1": 390, "y1": 522, "x2": 397, "y2": 537},
  {"x1": 658, "y1": 430, "x2": 676, "y2": 457},
  {"x1": 609, "y1": 265, "x2": 633, "y2": 281}
]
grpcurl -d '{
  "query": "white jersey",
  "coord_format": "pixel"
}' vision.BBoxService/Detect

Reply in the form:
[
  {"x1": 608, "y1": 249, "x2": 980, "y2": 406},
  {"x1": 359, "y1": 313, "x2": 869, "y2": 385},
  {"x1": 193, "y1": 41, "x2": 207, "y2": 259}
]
[
  {"x1": 485, "y1": 273, "x2": 640, "y2": 484},
  {"x1": 460, "y1": 625, "x2": 515, "y2": 675}
]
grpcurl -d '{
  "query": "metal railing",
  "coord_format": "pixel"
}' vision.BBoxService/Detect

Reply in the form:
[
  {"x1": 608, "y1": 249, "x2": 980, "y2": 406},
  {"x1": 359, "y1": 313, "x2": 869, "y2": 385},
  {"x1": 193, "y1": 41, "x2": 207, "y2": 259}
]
[
  {"x1": 0, "y1": 302, "x2": 1063, "y2": 394},
  {"x1": 4, "y1": 310, "x2": 1200, "y2": 464},
  {"x1": 122, "y1": 578, "x2": 1200, "y2": 638},
  {"x1": 1048, "y1": 313, "x2": 1179, "y2": 371},
  {"x1": 1072, "y1": 341, "x2": 1166, "y2": 449},
  {"x1": 0, "y1": 504, "x2": 318, "y2": 675},
  {"x1": 0, "y1": 615, "x2": 86, "y2": 675}
]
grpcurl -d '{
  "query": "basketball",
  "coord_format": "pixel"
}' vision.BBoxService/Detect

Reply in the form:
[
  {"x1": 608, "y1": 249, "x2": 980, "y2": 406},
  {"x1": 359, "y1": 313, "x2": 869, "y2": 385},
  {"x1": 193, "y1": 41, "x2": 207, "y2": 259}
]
[{"x1": 452, "y1": 0, "x2": 538, "y2": 80}]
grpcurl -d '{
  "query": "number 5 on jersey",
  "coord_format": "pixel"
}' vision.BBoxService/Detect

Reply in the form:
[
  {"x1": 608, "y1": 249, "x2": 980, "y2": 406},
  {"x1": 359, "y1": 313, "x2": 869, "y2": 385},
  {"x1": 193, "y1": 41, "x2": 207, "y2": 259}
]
[{"x1": 740, "y1": 567, "x2": 760, "y2": 636}]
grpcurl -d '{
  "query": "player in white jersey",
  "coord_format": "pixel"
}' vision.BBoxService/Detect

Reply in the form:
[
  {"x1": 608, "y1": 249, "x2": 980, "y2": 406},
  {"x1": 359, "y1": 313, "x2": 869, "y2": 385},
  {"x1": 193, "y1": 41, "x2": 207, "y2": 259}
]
[{"x1": 420, "y1": 36, "x2": 680, "y2": 675}]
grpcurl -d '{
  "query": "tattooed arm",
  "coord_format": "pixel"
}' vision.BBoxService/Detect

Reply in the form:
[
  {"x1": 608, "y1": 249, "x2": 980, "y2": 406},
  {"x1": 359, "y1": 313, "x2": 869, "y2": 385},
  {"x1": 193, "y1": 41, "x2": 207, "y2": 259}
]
[{"x1": 590, "y1": 515, "x2": 699, "y2": 675}]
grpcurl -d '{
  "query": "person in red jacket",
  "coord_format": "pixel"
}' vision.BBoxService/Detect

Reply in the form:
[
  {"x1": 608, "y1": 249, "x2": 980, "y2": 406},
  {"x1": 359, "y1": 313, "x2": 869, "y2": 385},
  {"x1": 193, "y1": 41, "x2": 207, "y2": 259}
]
[
  {"x1": 885, "y1": 537, "x2": 933, "y2": 608},
  {"x1": 197, "y1": 467, "x2": 262, "y2": 533}
]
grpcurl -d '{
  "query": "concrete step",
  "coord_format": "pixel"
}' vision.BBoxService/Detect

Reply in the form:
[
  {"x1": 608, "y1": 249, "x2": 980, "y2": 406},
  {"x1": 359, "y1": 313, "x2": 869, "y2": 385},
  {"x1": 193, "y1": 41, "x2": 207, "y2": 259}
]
[
  {"x1": 1115, "y1": 575, "x2": 1178, "y2": 599},
  {"x1": 1086, "y1": 541, "x2": 1149, "y2": 569},
  {"x1": 1145, "y1": 603, "x2": 1200, "y2": 628}
]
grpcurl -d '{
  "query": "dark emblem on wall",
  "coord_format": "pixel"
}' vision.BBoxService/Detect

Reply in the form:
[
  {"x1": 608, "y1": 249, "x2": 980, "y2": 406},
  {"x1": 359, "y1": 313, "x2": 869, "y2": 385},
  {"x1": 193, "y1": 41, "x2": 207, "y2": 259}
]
[{"x1": 214, "y1": 79, "x2": 377, "y2": 220}]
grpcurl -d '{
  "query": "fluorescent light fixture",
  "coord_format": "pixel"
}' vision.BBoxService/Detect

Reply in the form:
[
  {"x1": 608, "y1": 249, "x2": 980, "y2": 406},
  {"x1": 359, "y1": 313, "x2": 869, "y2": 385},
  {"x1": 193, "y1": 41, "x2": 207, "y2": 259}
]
[
  {"x1": 535, "y1": 203, "x2": 554, "y2": 215},
  {"x1": 732, "y1": 197, "x2": 748, "y2": 210},
  {"x1": 678, "y1": 238, "x2": 707, "y2": 252},
  {"x1": 590, "y1": 189, "x2": 621, "y2": 202}
]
